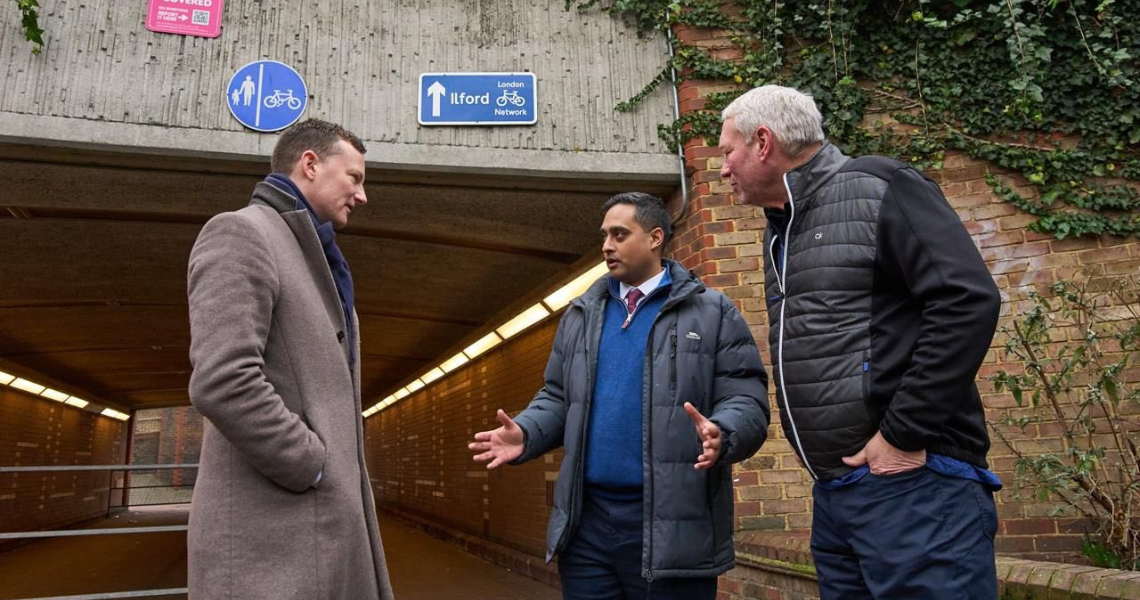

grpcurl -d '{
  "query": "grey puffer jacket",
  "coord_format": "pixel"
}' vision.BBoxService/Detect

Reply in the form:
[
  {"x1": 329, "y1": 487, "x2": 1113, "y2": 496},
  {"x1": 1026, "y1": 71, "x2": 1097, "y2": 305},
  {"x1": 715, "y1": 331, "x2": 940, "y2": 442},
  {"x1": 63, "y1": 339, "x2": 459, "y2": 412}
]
[{"x1": 512, "y1": 260, "x2": 769, "y2": 580}]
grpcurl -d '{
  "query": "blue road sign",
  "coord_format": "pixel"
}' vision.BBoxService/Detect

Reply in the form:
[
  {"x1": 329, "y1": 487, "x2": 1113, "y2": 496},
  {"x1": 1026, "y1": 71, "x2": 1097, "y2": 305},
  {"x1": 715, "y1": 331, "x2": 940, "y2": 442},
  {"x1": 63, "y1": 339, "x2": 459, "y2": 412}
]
[
  {"x1": 227, "y1": 60, "x2": 308, "y2": 132},
  {"x1": 418, "y1": 72, "x2": 537, "y2": 126}
]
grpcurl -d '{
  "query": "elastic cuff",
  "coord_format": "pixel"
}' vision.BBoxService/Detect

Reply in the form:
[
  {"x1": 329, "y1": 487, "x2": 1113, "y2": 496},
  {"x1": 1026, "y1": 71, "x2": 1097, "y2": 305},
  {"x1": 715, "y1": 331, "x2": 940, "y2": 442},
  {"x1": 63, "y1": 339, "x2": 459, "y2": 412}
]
[{"x1": 879, "y1": 416, "x2": 921, "y2": 452}]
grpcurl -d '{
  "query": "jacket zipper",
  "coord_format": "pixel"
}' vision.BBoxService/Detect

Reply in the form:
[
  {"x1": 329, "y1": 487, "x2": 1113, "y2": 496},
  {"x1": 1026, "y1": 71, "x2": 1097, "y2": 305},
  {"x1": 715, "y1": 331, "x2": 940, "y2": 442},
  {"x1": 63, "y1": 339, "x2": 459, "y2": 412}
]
[
  {"x1": 643, "y1": 324, "x2": 656, "y2": 585},
  {"x1": 639, "y1": 284, "x2": 691, "y2": 584},
  {"x1": 776, "y1": 174, "x2": 820, "y2": 481},
  {"x1": 862, "y1": 349, "x2": 872, "y2": 419},
  {"x1": 632, "y1": 284, "x2": 673, "y2": 584},
  {"x1": 669, "y1": 328, "x2": 677, "y2": 388}
]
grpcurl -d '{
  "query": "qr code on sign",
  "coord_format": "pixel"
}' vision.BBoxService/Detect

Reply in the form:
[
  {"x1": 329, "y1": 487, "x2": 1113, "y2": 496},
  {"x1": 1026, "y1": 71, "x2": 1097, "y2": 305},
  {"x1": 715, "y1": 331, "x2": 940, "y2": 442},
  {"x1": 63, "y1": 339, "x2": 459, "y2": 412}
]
[{"x1": 192, "y1": 10, "x2": 209, "y2": 25}]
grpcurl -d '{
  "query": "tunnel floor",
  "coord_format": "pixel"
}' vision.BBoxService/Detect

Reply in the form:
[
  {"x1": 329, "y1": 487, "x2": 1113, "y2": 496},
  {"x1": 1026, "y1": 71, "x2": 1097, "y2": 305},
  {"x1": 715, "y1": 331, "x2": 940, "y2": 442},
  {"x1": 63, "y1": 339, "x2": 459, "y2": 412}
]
[{"x1": 0, "y1": 505, "x2": 560, "y2": 600}]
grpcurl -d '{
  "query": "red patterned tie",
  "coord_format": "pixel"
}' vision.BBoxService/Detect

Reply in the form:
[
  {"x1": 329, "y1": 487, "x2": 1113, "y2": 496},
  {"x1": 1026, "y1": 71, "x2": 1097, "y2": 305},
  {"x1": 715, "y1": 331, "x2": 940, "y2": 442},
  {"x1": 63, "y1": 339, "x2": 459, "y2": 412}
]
[{"x1": 623, "y1": 288, "x2": 644, "y2": 329}]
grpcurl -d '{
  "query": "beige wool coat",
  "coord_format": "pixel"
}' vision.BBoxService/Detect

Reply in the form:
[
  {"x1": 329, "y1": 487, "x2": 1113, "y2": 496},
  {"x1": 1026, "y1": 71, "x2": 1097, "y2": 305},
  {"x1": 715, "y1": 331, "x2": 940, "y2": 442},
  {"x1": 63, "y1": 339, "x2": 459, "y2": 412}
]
[{"x1": 186, "y1": 182, "x2": 393, "y2": 600}]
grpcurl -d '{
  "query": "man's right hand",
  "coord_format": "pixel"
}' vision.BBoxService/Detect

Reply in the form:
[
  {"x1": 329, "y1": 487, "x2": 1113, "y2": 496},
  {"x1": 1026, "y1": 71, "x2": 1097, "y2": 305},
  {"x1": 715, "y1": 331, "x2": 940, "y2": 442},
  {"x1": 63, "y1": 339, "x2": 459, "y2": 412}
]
[{"x1": 469, "y1": 409, "x2": 524, "y2": 469}]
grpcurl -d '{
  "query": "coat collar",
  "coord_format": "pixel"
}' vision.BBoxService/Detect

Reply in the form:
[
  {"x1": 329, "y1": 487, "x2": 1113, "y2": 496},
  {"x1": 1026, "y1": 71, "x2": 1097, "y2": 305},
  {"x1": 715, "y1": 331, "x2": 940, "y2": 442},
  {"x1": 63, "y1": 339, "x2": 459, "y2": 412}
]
[
  {"x1": 248, "y1": 181, "x2": 353, "y2": 365},
  {"x1": 764, "y1": 141, "x2": 852, "y2": 222},
  {"x1": 572, "y1": 259, "x2": 704, "y2": 314}
]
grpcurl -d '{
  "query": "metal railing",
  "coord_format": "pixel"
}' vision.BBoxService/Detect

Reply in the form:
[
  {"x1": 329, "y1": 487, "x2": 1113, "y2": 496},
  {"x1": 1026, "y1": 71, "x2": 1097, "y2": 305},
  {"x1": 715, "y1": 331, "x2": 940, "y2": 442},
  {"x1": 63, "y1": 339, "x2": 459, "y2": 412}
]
[{"x1": 0, "y1": 464, "x2": 196, "y2": 600}]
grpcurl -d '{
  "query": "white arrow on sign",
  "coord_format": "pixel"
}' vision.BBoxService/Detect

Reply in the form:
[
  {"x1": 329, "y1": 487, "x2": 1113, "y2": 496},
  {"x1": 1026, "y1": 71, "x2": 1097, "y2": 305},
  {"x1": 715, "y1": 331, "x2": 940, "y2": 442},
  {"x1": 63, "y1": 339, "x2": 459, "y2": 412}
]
[{"x1": 427, "y1": 81, "x2": 446, "y2": 117}]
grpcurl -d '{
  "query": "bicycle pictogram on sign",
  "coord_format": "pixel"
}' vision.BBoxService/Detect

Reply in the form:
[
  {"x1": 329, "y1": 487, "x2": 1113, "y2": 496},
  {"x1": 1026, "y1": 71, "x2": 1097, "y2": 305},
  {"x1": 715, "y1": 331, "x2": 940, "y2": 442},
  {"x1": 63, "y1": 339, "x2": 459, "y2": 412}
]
[{"x1": 226, "y1": 60, "x2": 308, "y2": 132}]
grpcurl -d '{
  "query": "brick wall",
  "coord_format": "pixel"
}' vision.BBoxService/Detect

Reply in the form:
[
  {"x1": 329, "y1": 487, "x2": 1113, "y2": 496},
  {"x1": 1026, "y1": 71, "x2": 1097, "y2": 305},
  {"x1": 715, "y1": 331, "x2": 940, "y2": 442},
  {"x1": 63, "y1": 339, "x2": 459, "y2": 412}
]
[
  {"x1": 0, "y1": 386, "x2": 126, "y2": 541},
  {"x1": 128, "y1": 407, "x2": 202, "y2": 490},
  {"x1": 364, "y1": 318, "x2": 562, "y2": 558}
]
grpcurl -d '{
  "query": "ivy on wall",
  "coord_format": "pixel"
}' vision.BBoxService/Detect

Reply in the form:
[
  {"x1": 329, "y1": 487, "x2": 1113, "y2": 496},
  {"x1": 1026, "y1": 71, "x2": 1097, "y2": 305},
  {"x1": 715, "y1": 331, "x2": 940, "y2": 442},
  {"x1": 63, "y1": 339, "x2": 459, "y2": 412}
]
[
  {"x1": 569, "y1": 0, "x2": 1139, "y2": 239},
  {"x1": 13, "y1": 0, "x2": 44, "y2": 54}
]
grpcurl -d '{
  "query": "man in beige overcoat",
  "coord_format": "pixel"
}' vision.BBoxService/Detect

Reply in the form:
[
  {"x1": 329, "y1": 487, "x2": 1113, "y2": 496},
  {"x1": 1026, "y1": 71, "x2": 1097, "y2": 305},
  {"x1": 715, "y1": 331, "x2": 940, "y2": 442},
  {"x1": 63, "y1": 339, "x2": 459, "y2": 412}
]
[{"x1": 187, "y1": 119, "x2": 394, "y2": 599}]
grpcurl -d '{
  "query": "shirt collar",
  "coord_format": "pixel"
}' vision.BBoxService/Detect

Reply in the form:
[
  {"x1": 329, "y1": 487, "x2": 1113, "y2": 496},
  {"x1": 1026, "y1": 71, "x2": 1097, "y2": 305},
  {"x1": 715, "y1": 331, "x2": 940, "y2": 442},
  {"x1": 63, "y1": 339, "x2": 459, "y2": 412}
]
[{"x1": 619, "y1": 266, "x2": 668, "y2": 301}]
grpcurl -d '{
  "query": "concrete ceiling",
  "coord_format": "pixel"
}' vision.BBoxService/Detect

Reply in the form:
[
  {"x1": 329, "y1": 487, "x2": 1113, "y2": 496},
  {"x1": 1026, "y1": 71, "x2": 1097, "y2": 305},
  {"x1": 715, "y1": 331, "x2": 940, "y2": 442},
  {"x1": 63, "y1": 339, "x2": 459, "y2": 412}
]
[{"x1": 0, "y1": 143, "x2": 676, "y2": 412}]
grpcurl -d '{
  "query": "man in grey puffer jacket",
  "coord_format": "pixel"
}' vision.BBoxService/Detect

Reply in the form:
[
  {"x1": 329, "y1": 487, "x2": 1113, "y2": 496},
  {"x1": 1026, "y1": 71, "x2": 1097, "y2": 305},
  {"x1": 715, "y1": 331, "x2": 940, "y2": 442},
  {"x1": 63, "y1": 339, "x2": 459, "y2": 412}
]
[
  {"x1": 720, "y1": 85, "x2": 1002, "y2": 600},
  {"x1": 469, "y1": 192, "x2": 769, "y2": 600}
]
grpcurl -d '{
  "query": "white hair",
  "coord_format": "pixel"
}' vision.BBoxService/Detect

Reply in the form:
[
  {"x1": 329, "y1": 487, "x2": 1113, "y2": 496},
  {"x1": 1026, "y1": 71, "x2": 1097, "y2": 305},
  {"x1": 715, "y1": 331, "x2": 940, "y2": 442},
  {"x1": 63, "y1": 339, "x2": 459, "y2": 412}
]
[{"x1": 721, "y1": 85, "x2": 825, "y2": 157}]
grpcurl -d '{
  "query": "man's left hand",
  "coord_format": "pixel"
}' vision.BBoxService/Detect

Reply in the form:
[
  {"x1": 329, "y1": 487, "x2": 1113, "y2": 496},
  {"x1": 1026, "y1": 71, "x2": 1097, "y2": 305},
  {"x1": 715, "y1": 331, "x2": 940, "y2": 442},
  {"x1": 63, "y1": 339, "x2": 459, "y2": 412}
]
[
  {"x1": 842, "y1": 431, "x2": 926, "y2": 475},
  {"x1": 684, "y1": 402, "x2": 722, "y2": 470}
]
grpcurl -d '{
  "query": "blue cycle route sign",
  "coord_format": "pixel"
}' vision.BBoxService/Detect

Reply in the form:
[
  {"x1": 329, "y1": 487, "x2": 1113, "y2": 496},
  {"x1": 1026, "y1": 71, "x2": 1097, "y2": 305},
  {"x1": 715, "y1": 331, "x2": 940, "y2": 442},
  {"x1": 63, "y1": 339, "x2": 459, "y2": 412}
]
[
  {"x1": 418, "y1": 72, "x2": 537, "y2": 126},
  {"x1": 227, "y1": 60, "x2": 308, "y2": 132}
]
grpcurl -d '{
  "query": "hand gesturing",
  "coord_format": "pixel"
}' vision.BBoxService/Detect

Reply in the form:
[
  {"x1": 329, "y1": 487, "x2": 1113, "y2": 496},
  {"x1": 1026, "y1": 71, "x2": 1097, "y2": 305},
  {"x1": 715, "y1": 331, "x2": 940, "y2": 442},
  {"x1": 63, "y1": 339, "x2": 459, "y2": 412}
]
[
  {"x1": 684, "y1": 402, "x2": 722, "y2": 470},
  {"x1": 469, "y1": 409, "x2": 524, "y2": 469}
]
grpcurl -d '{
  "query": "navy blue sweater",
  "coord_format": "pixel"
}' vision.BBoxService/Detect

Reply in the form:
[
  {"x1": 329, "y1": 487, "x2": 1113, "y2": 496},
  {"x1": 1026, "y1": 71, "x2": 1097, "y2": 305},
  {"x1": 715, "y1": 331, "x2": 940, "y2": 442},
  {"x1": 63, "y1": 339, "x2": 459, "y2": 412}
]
[{"x1": 584, "y1": 270, "x2": 672, "y2": 490}]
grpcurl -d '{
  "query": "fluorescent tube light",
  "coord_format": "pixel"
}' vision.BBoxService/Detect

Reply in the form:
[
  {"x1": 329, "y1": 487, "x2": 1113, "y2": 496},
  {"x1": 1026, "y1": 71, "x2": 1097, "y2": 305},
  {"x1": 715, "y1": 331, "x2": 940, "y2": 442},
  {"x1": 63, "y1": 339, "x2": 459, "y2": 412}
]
[
  {"x1": 65, "y1": 397, "x2": 89, "y2": 409},
  {"x1": 11, "y1": 378, "x2": 46, "y2": 395},
  {"x1": 0, "y1": 371, "x2": 14, "y2": 385},
  {"x1": 421, "y1": 368, "x2": 444, "y2": 384},
  {"x1": 497, "y1": 304, "x2": 550, "y2": 340},
  {"x1": 440, "y1": 353, "x2": 469, "y2": 373},
  {"x1": 543, "y1": 262, "x2": 607, "y2": 311},
  {"x1": 101, "y1": 409, "x2": 129, "y2": 421},
  {"x1": 406, "y1": 379, "x2": 425, "y2": 393},
  {"x1": 393, "y1": 387, "x2": 410, "y2": 400},
  {"x1": 463, "y1": 332, "x2": 502, "y2": 359},
  {"x1": 40, "y1": 388, "x2": 69, "y2": 402}
]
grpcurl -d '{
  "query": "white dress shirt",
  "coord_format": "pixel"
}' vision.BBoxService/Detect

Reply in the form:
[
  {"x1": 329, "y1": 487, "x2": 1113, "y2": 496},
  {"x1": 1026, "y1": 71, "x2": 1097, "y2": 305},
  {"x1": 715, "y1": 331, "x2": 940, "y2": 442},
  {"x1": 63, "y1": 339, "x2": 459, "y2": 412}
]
[{"x1": 619, "y1": 267, "x2": 667, "y2": 309}]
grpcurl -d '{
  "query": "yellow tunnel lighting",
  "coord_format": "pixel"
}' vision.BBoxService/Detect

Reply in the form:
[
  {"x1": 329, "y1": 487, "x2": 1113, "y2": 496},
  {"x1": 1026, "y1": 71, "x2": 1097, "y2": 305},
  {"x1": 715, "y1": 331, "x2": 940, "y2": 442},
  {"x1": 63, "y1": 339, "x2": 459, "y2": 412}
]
[
  {"x1": 393, "y1": 387, "x2": 410, "y2": 400},
  {"x1": 463, "y1": 332, "x2": 502, "y2": 360},
  {"x1": 65, "y1": 397, "x2": 89, "y2": 409},
  {"x1": 497, "y1": 303, "x2": 550, "y2": 340},
  {"x1": 11, "y1": 378, "x2": 46, "y2": 395},
  {"x1": 0, "y1": 371, "x2": 14, "y2": 385},
  {"x1": 543, "y1": 262, "x2": 607, "y2": 311},
  {"x1": 406, "y1": 379, "x2": 425, "y2": 394},
  {"x1": 101, "y1": 408, "x2": 129, "y2": 421},
  {"x1": 440, "y1": 353, "x2": 469, "y2": 373},
  {"x1": 421, "y1": 368, "x2": 444, "y2": 384},
  {"x1": 40, "y1": 388, "x2": 69, "y2": 402},
  {"x1": 381, "y1": 395, "x2": 395, "y2": 407}
]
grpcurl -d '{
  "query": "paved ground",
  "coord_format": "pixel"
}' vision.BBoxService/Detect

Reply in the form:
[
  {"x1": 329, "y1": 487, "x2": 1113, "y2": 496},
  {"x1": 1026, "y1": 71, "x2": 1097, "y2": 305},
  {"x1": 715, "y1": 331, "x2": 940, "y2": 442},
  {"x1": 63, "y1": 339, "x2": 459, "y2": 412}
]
[{"x1": 0, "y1": 505, "x2": 559, "y2": 600}]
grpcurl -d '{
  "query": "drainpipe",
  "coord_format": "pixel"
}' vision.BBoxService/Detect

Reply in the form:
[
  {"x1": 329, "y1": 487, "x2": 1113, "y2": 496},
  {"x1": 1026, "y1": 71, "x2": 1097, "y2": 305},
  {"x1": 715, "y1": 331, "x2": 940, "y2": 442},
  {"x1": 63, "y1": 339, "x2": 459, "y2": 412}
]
[{"x1": 666, "y1": 27, "x2": 691, "y2": 227}]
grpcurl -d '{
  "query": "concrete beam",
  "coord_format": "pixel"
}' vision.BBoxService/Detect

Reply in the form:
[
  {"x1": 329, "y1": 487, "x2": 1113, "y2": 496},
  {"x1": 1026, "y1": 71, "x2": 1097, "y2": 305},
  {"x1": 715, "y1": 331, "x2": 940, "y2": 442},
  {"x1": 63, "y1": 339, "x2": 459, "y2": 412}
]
[{"x1": 0, "y1": 112, "x2": 681, "y2": 183}]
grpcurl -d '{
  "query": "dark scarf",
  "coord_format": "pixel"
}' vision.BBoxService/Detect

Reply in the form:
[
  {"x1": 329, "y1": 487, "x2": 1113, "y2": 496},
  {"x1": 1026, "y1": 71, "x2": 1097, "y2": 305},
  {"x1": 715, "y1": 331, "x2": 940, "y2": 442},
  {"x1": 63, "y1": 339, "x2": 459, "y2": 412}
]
[{"x1": 264, "y1": 174, "x2": 356, "y2": 368}]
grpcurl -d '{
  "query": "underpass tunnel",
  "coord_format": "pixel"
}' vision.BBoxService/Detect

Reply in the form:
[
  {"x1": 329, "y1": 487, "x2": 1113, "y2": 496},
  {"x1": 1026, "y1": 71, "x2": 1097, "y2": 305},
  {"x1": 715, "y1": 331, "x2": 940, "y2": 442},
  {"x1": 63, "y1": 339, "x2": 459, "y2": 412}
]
[
  {"x1": 0, "y1": 140, "x2": 677, "y2": 599},
  {"x1": 0, "y1": 0, "x2": 683, "y2": 595}
]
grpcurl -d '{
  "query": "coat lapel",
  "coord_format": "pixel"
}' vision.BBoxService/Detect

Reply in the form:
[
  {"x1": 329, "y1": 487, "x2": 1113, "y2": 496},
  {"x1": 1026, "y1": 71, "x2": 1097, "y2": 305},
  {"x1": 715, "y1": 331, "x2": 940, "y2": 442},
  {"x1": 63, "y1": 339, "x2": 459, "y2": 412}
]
[
  {"x1": 251, "y1": 182, "x2": 353, "y2": 370},
  {"x1": 280, "y1": 210, "x2": 353, "y2": 367}
]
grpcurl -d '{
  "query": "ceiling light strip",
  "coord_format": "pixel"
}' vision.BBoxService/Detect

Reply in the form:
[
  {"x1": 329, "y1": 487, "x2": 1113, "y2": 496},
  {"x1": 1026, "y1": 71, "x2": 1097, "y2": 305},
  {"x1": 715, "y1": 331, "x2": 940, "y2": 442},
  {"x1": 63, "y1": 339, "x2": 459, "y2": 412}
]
[{"x1": 365, "y1": 262, "x2": 608, "y2": 419}]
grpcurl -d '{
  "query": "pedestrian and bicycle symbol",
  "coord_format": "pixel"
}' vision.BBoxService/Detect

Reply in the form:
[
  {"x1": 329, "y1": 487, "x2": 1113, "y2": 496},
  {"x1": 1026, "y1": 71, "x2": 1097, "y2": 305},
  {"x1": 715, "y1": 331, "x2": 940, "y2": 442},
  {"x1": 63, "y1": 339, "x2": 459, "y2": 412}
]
[
  {"x1": 226, "y1": 60, "x2": 308, "y2": 132},
  {"x1": 418, "y1": 72, "x2": 537, "y2": 126}
]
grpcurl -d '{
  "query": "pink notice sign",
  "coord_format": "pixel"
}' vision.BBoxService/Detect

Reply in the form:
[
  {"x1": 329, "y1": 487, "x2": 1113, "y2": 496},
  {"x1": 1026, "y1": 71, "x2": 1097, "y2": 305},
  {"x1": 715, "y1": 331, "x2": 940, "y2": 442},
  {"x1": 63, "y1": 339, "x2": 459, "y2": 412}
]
[{"x1": 145, "y1": 0, "x2": 224, "y2": 38}]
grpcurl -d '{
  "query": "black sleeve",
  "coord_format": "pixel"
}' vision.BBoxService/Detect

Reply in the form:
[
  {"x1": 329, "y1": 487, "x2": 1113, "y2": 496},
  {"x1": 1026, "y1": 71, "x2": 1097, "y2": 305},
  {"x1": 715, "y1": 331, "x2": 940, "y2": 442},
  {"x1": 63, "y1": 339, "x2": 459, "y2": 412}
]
[{"x1": 876, "y1": 168, "x2": 1001, "y2": 451}]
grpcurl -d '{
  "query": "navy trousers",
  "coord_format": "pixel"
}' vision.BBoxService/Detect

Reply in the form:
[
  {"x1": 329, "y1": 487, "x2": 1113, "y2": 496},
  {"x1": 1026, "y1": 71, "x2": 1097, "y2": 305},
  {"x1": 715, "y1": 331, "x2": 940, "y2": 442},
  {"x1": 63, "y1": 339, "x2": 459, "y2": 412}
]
[
  {"x1": 811, "y1": 467, "x2": 998, "y2": 600},
  {"x1": 557, "y1": 491, "x2": 717, "y2": 600}
]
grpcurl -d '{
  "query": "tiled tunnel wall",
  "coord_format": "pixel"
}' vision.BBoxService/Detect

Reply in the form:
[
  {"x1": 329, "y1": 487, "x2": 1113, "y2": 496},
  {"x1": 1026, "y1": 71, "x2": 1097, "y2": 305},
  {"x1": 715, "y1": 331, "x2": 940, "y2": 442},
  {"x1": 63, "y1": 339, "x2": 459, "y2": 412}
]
[
  {"x1": 0, "y1": 387, "x2": 125, "y2": 545},
  {"x1": 364, "y1": 318, "x2": 561, "y2": 558}
]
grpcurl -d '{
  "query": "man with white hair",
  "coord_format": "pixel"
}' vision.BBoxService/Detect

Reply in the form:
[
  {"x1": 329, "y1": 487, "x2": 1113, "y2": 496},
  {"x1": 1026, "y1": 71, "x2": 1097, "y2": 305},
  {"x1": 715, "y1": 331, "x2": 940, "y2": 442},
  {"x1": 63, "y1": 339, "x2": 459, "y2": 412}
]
[{"x1": 718, "y1": 84, "x2": 1003, "y2": 599}]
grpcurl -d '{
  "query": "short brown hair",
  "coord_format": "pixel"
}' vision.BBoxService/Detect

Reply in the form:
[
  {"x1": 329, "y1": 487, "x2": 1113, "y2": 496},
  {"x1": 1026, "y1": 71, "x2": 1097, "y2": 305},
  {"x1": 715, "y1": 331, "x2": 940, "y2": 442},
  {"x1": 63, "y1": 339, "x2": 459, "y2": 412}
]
[{"x1": 270, "y1": 119, "x2": 366, "y2": 174}]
